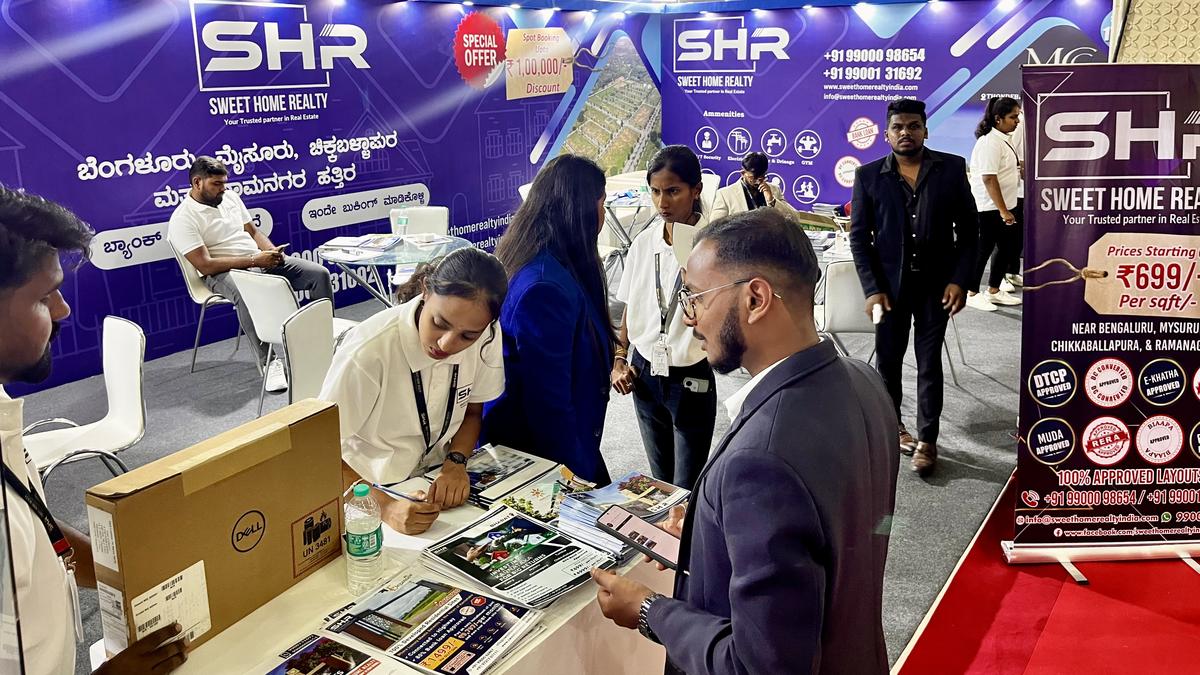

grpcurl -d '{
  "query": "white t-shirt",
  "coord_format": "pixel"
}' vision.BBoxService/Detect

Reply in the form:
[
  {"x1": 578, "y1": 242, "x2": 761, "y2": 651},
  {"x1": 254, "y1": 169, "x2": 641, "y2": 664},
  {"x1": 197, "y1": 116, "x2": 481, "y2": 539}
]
[
  {"x1": 969, "y1": 128, "x2": 1021, "y2": 212},
  {"x1": 319, "y1": 297, "x2": 506, "y2": 484},
  {"x1": 167, "y1": 190, "x2": 258, "y2": 266},
  {"x1": 616, "y1": 221, "x2": 707, "y2": 368},
  {"x1": 0, "y1": 388, "x2": 75, "y2": 675}
]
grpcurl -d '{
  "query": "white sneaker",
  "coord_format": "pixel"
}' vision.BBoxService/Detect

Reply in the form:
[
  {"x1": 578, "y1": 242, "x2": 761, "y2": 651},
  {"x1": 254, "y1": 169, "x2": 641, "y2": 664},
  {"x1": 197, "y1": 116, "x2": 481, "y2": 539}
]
[
  {"x1": 1005, "y1": 273, "x2": 1023, "y2": 287},
  {"x1": 986, "y1": 289, "x2": 1023, "y2": 306},
  {"x1": 999, "y1": 278, "x2": 1017, "y2": 293},
  {"x1": 966, "y1": 293, "x2": 999, "y2": 312},
  {"x1": 265, "y1": 358, "x2": 288, "y2": 393}
]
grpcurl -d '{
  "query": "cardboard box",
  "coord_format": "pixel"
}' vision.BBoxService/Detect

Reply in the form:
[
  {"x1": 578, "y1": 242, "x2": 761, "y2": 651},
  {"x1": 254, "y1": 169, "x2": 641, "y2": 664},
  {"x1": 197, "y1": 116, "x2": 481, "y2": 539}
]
[{"x1": 85, "y1": 400, "x2": 344, "y2": 655}]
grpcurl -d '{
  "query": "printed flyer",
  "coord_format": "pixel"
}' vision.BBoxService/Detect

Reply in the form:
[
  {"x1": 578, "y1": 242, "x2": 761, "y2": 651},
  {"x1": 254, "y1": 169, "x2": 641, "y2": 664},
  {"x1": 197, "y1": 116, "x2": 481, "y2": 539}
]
[{"x1": 1011, "y1": 64, "x2": 1200, "y2": 561}]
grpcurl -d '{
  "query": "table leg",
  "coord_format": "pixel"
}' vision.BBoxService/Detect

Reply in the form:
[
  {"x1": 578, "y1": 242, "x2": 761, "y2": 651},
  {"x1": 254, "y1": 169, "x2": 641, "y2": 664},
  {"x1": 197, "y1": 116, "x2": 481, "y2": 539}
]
[{"x1": 333, "y1": 262, "x2": 393, "y2": 308}]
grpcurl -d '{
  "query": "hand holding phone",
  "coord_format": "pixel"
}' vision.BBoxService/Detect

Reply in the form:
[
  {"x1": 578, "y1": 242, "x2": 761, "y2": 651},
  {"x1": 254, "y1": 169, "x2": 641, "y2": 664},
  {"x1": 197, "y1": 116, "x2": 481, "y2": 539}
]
[{"x1": 596, "y1": 505, "x2": 680, "y2": 570}]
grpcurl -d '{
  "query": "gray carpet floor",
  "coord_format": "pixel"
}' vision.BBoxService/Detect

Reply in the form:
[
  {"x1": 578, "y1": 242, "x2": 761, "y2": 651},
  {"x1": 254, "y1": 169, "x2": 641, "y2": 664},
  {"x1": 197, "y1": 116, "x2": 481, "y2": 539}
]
[{"x1": 22, "y1": 294, "x2": 1022, "y2": 673}]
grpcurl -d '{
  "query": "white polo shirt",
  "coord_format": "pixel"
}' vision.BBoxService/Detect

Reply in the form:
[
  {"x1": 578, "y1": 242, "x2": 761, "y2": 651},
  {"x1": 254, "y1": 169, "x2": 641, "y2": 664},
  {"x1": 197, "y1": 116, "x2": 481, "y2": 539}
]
[
  {"x1": 616, "y1": 220, "x2": 707, "y2": 368},
  {"x1": 969, "y1": 128, "x2": 1021, "y2": 212},
  {"x1": 166, "y1": 191, "x2": 258, "y2": 266},
  {"x1": 319, "y1": 297, "x2": 506, "y2": 484},
  {"x1": 0, "y1": 387, "x2": 75, "y2": 675}
]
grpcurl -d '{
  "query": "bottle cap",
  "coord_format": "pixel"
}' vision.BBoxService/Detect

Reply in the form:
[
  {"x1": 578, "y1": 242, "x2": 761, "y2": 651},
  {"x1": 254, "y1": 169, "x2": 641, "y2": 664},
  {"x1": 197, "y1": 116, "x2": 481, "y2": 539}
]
[{"x1": 353, "y1": 483, "x2": 370, "y2": 498}]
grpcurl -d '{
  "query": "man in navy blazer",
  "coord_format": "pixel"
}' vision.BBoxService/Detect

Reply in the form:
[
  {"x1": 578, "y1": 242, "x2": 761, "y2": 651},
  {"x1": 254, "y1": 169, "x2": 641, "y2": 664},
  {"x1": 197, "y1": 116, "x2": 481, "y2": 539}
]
[
  {"x1": 850, "y1": 98, "x2": 977, "y2": 476},
  {"x1": 592, "y1": 209, "x2": 899, "y2": 674}
]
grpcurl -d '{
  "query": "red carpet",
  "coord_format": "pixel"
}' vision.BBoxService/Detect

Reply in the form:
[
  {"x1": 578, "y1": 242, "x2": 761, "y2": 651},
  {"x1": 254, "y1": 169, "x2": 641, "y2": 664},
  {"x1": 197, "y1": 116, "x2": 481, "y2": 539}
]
[{"x1": 894, "y1": 475, "x2": 1200, "y2": 674}]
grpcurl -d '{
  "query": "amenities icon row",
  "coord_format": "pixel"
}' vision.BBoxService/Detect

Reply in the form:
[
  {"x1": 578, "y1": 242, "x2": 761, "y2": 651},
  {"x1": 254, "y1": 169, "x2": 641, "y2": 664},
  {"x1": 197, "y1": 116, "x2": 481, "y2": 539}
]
[{"x1": 695, "y1": 126, "x2": 823, "y2": 160}]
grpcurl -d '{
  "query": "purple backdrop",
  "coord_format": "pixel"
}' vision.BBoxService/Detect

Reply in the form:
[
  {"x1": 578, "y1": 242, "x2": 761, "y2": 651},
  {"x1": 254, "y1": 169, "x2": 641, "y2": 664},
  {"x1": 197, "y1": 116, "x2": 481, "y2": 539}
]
[
  {"x1": 0, "y1": 0, "x2": 660, "y2": 393},
  {"x1": 1013, "y1": 64, "x2": 1200, "y2": 553},
  {"x1": 659, "y1": 0, "x2": 1110, "y2": 209}
]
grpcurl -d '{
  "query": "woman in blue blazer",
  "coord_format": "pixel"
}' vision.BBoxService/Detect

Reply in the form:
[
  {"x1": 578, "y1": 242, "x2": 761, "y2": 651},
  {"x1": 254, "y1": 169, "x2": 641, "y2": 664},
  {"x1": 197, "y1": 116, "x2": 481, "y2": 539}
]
[{"x1": 482, "y1": 155, "x2": 615, "y2": 484}]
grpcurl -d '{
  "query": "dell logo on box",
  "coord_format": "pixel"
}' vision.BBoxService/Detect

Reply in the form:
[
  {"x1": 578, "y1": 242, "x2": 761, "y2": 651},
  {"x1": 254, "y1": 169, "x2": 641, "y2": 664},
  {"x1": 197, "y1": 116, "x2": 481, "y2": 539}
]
[
  {"x1": 191, "y1": 0, "x2": 369, "y2": 92},
  {"x1": 232, "y1": 510, "x2": 266, "y2": 553},
  {"x1": 674, "y1": 17, "x2": 789, "y2": 74}
]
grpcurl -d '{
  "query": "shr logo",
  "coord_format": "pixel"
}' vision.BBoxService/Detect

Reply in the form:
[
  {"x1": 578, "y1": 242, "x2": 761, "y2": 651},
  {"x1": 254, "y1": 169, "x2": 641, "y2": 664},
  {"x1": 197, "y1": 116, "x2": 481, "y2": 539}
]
[
  {"x1": 1025, "y1": 46, "x2": 1098, "y2": 65},
  {"x1": 191, "y1": 0, "x2": 369, "y2": 92},
  {"x1": 674, "y1": 17, "x2": 789, "y2": 74}
]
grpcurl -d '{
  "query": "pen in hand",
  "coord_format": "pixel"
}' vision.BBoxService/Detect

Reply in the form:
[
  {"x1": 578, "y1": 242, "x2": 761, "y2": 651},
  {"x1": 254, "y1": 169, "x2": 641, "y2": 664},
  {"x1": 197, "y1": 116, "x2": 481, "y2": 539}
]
[{"x1": 372, "y1": 482, "x2": 427, "y2": 503}]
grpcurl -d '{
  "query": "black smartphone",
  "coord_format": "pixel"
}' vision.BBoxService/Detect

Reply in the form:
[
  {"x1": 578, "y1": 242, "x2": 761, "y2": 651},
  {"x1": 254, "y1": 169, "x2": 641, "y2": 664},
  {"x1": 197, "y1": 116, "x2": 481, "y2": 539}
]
[{"x1": 596, "y1": 504, "x2": 679, "y2": 570}]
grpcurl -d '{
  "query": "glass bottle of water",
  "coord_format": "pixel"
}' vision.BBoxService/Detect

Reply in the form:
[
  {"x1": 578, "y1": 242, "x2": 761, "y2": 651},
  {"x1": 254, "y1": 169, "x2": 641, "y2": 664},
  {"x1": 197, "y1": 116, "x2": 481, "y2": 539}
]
[{"x1": 345, "y1": 483, "x2": 383, "y2": 595}]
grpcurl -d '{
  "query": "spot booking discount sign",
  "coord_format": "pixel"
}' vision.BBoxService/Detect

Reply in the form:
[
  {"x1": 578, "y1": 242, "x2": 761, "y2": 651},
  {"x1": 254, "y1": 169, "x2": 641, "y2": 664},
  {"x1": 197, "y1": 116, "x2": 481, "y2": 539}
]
[{"x1": 1010, "y1": 64, "x2": 1200, "y2": 562}]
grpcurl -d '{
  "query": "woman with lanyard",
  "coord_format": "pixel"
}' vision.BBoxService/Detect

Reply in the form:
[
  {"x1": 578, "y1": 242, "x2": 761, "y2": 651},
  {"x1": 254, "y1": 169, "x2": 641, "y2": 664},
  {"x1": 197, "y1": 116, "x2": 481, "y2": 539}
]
[
  {"x1": 482, "y1": 154, "x2": 616, "y2": 484},
  {"x1": 320, "y1": 246, "x2": 508, "y2": 534},
  {"x1": 611, "y1": 145, "x2": 716, "y2": 490},
  {"x1": 965, "y1": 96, "x2": 1024, "y2": 312}
]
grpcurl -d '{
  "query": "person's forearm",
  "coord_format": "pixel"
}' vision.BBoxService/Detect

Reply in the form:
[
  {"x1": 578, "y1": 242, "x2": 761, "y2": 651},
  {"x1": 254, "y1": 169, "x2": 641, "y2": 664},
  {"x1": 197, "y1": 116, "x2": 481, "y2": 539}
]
[
  {"x1": 251, "y1": 227, "x2": 274, "y2": 251},
  {"x1": 982, "y1": 175, "x2": 1008, "y2": 214},
  {"x1": 616, "y1": 308, "x2": 629, "y2": 354},
  {"x1": 57, "y1": 520, "x2": 96, "y2": 588},
  {"x1": 199, "y1": 252, "x2": 258, "y2": 276},
  {"x1": 448, "y1": 406, "x2": 483, "y2": 458}
]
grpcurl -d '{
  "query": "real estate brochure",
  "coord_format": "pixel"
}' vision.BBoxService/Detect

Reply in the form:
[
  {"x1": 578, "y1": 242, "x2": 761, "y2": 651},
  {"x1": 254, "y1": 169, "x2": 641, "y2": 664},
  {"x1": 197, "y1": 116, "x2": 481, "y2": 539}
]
[
  {"x1": 561, "y1": 472, "x2": 688, "y2": 523},
  {"x1": 254, "y1": 633, "x2": 407, "y2": 675},
  {"x1": 500, "y1": 465, "x2": 595, "y2": 521},
  {"x1": 423, "y1": 445, "x2": 557, "y2": 508}
]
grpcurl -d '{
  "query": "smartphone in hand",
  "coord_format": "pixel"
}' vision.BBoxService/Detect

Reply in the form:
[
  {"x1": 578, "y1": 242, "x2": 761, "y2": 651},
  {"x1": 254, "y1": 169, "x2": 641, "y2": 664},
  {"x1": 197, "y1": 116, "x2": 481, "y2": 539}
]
[{"x1": 596, "y1": 505, "x2": 680, "y2": 570}]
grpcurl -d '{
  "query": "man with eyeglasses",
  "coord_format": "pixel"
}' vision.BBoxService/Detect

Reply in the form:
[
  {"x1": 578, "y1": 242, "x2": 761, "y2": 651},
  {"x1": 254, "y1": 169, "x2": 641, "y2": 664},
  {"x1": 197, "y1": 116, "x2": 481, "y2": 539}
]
[
  {"x1": 850, "y1": 98, "x2": 978, "y2": 476},
  {"x1": 709, "y1": 152, "x2": 800, "y2": 222},
  {"x1": 592, "y1": 209, "x2": 898, "y2": 674}
]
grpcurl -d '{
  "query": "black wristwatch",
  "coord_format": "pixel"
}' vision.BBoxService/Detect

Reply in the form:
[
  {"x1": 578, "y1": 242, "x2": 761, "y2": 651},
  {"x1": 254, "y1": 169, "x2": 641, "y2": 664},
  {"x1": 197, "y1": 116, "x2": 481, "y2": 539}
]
[
  {"x1": 638, "y1": 592, "x2": 665, "y2": 643},
  {"x1": 446, "y1": 451, "x2": 468, "y2": 466}
]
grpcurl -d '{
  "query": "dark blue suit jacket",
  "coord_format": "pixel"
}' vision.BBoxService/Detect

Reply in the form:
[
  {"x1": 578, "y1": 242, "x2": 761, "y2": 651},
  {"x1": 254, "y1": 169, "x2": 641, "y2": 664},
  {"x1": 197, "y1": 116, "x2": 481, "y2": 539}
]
[
  {"x1": 482, "y1": 250, "x2": 612, "y2": 483},
  {"x1": 849, "y1": 149, "x2": 978, "y2": 300},
  {"x1": 646, "y1": 340, "x2": 898, "y2": 675}
]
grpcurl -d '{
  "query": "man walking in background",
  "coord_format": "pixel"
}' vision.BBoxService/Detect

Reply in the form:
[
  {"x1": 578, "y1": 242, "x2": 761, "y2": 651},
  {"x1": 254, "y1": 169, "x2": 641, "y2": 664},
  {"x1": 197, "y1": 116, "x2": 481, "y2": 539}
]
[{"x1": 850, "y1": 98, "x2": 978, "y2": 476}]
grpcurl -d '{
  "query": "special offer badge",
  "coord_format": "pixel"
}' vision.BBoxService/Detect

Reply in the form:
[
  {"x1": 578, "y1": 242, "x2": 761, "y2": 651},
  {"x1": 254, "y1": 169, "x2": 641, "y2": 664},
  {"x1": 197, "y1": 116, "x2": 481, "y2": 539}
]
[
  {"x1": 1136, "y1": 415, "x2": 1183, "y2": 465},
  {"x1": 455, "y1": 12, "x2": 505, "y2": 89},
  {"x1": 1084, "y1": 357, "x2": 1133, "y2": 408},
  {"x1": 1082, "y1": 416, "x2": 1130, "y2": 466}
]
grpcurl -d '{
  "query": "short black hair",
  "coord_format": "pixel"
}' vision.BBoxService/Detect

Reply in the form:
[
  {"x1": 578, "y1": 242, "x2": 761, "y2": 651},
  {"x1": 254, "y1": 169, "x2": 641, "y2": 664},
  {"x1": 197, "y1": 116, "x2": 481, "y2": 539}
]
[
  {"x1": 741, "y1": 152, "x2": 769, "y2": 176},
  {"x1": 0, "y1": 186, "x2": 93, "y2": 290},
  {"x1": 189, "y1": 156, "x2": 227, "y2": 182},
  {"x1": 695, "y1": 209, "x2": 820, "y2": 304},
  {"x1": 887, "y1": 98, "x2": 927, "y2": 124},
  {"x1": 646, "y1": 145, "x2": 703, "y2": 188}
]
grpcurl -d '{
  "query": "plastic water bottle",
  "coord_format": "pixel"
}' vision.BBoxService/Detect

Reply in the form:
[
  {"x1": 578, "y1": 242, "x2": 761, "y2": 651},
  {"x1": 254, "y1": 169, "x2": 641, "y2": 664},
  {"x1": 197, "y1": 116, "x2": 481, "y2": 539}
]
[
  {"x1": 345, "y1": 484, "x2": 383, "y2": 595},
  {"x1": 389, "y1": 208, "x2": 409, "y2": 236}
]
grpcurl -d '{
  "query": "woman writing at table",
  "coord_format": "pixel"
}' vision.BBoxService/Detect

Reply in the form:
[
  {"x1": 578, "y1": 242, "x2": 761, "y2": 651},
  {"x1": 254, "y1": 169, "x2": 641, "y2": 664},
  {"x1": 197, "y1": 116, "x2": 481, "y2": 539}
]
[
  {"x1": 482, "y1": 154, "x2": 616, "y2": 484},
  {"x1": 320, "y1": 246, "x2": 508, "y2": 534},
  {"x1": 611, "y1": 145, "x2": 715, "y2": 490}
]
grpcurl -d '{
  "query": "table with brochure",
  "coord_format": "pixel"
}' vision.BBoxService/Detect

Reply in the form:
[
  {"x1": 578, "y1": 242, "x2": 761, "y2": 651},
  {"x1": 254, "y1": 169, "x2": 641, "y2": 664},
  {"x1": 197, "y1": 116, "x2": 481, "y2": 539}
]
[
  {"x1": 316, "y1": 233, "x2": 473, "y2": 308},
  {"x1": 155, "y1": 446, "x2": 680, "y2": 675}
]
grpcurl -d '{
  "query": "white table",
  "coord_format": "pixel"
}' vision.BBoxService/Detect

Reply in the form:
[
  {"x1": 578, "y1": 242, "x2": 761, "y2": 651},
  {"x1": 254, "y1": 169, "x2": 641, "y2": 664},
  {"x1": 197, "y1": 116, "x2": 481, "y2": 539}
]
[{"x1": 93, "y1": 501, "x2": 671, "y2": 674}]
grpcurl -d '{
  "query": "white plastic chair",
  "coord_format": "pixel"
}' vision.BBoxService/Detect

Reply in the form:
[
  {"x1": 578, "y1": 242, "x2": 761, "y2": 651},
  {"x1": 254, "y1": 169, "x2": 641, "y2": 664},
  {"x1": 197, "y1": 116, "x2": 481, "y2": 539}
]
[
  {"x1": 282, "y1": 299, "x2": 335, "y2": 405},
  {"x1": 229, "y1": 270, "x2": 357, "y2": 416},
  {"x1": 171, "y1": 245, "x2": 240, "y2": 372},
  {"x1": 389, "y1": 206, "x2": 451, "y2": 288},
  {"x1": 817, "y1": 261, "x2": 959, "y2": 386},
  {"x1": 700, "y1": 172, "x2": 720, "y2": 214},
  {"x1": 22, "y1": 316, "x2": 145, "y2": 479}
]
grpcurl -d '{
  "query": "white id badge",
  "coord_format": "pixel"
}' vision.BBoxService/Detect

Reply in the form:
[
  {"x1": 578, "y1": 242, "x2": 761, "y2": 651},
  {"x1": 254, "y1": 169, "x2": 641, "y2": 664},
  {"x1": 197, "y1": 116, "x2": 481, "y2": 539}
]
[
  {"x1": 65, "y1": 563, "x2": 84, "y2": 644},
  {"x1": 651, "y1": 338, "x2": 671, "y2": 377}
]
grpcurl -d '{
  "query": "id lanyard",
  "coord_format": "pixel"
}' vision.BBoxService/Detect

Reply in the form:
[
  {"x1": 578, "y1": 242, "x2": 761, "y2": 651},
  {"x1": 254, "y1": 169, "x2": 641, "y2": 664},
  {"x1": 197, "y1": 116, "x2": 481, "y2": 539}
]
[
  {"x1": 652, "y1": 253, "x2": 684, "y2": 377},
  {"x1": 1, "y1": 463, "x2": 85, "y2": 642},
  {"x1": 411, "y1": 365, "x2": 459, "y2": 458}
]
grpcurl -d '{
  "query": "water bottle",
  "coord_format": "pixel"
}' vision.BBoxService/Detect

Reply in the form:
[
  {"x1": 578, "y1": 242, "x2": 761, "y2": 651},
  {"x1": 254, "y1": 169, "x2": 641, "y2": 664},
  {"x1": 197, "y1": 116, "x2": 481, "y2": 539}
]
[
  {"x1": 345, "y1": 483, "x2": 383, "y2": 595},
  {"x1": 389, "y1": 208, "x2": 409, "y2": 236}
]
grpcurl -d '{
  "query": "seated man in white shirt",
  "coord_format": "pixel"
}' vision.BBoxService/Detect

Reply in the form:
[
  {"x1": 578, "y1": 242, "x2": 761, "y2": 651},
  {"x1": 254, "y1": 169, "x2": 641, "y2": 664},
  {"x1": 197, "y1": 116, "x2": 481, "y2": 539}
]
[
  {"x1": 0, "y1": 186, "x2": 189, "y2": 674},
  {"x1": 709, "y1": 152, "x2": 800, "y2": 222},
  {"x1": 167, "y1": 156, "x2": 333, "y2": 392}
]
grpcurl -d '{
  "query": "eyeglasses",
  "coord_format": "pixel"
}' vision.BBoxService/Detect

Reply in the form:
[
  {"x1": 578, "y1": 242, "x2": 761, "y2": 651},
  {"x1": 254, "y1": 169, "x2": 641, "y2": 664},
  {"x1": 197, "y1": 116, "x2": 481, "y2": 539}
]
[{"x1": 677, "y1": 279, "x2": 751, "y2": 321}]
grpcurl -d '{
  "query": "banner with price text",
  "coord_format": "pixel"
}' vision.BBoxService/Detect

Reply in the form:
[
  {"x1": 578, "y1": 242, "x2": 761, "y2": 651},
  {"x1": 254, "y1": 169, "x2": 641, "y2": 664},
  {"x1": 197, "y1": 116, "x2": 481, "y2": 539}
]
[{"x1": 1010, "y1": 64, "x2": 1200, "y2": 562}]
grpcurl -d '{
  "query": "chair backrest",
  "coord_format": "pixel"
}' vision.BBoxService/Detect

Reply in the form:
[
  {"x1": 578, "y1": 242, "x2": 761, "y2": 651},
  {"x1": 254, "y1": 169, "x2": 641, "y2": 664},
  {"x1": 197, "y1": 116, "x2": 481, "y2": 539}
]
[
  {"x1": 700, "y1": 173, "x2": 720, "y2": 213},
  {"x1": 229, "y1": 269, "x2": 299, "y2": 345},
  {"x1": 399, "y1": 206, "x2": 450, "y2": 236},
  {"x1": 822, "y1": 261, "x2": 875, "y2": 335},
  {"x1": 517, "y1": 183, "x2": 532, "y2": 201},
  {"x1": 102, "y1": 316, "x2": 146, "y2": 433},
  {"x1": 282, "y1": 299, "x2": 335, "y2": 404},
  {"x1": 171, "y1": 245, "x2": 217, "y2": 304}
]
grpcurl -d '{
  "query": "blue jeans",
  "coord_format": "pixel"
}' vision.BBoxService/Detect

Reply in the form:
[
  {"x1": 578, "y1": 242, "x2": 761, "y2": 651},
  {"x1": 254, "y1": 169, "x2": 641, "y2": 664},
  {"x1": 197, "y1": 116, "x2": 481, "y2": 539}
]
[
  {"x1": 204, "y1": 255, "x2": 333, "y2": 362},
  {"x1": 630, "y1": 350, "x2": 717, "y2": 490}
]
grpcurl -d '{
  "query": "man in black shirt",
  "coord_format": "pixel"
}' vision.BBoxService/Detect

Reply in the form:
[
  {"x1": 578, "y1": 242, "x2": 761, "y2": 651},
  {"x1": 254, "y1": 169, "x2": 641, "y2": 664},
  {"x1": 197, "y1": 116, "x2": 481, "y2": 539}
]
[{"x1": 849, "y1": 99, "x2": 978, "y2": 476}]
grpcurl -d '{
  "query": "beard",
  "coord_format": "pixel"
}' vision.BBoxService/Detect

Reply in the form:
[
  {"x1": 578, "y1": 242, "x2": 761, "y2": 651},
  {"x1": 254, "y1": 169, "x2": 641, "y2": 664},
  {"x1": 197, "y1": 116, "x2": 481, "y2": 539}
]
[
  {"x1": 892, "y1": 141, "x2": 922, "y2": 157},
  {"x1": 10, "y1": 323, "x2": 60, "y2": 384},
  {"x1": 199, "y1": 192, "x2": 224, "y2": 207},
  {"x1": 708, "y1": 305, "x2": 747, "y2": 375}
]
